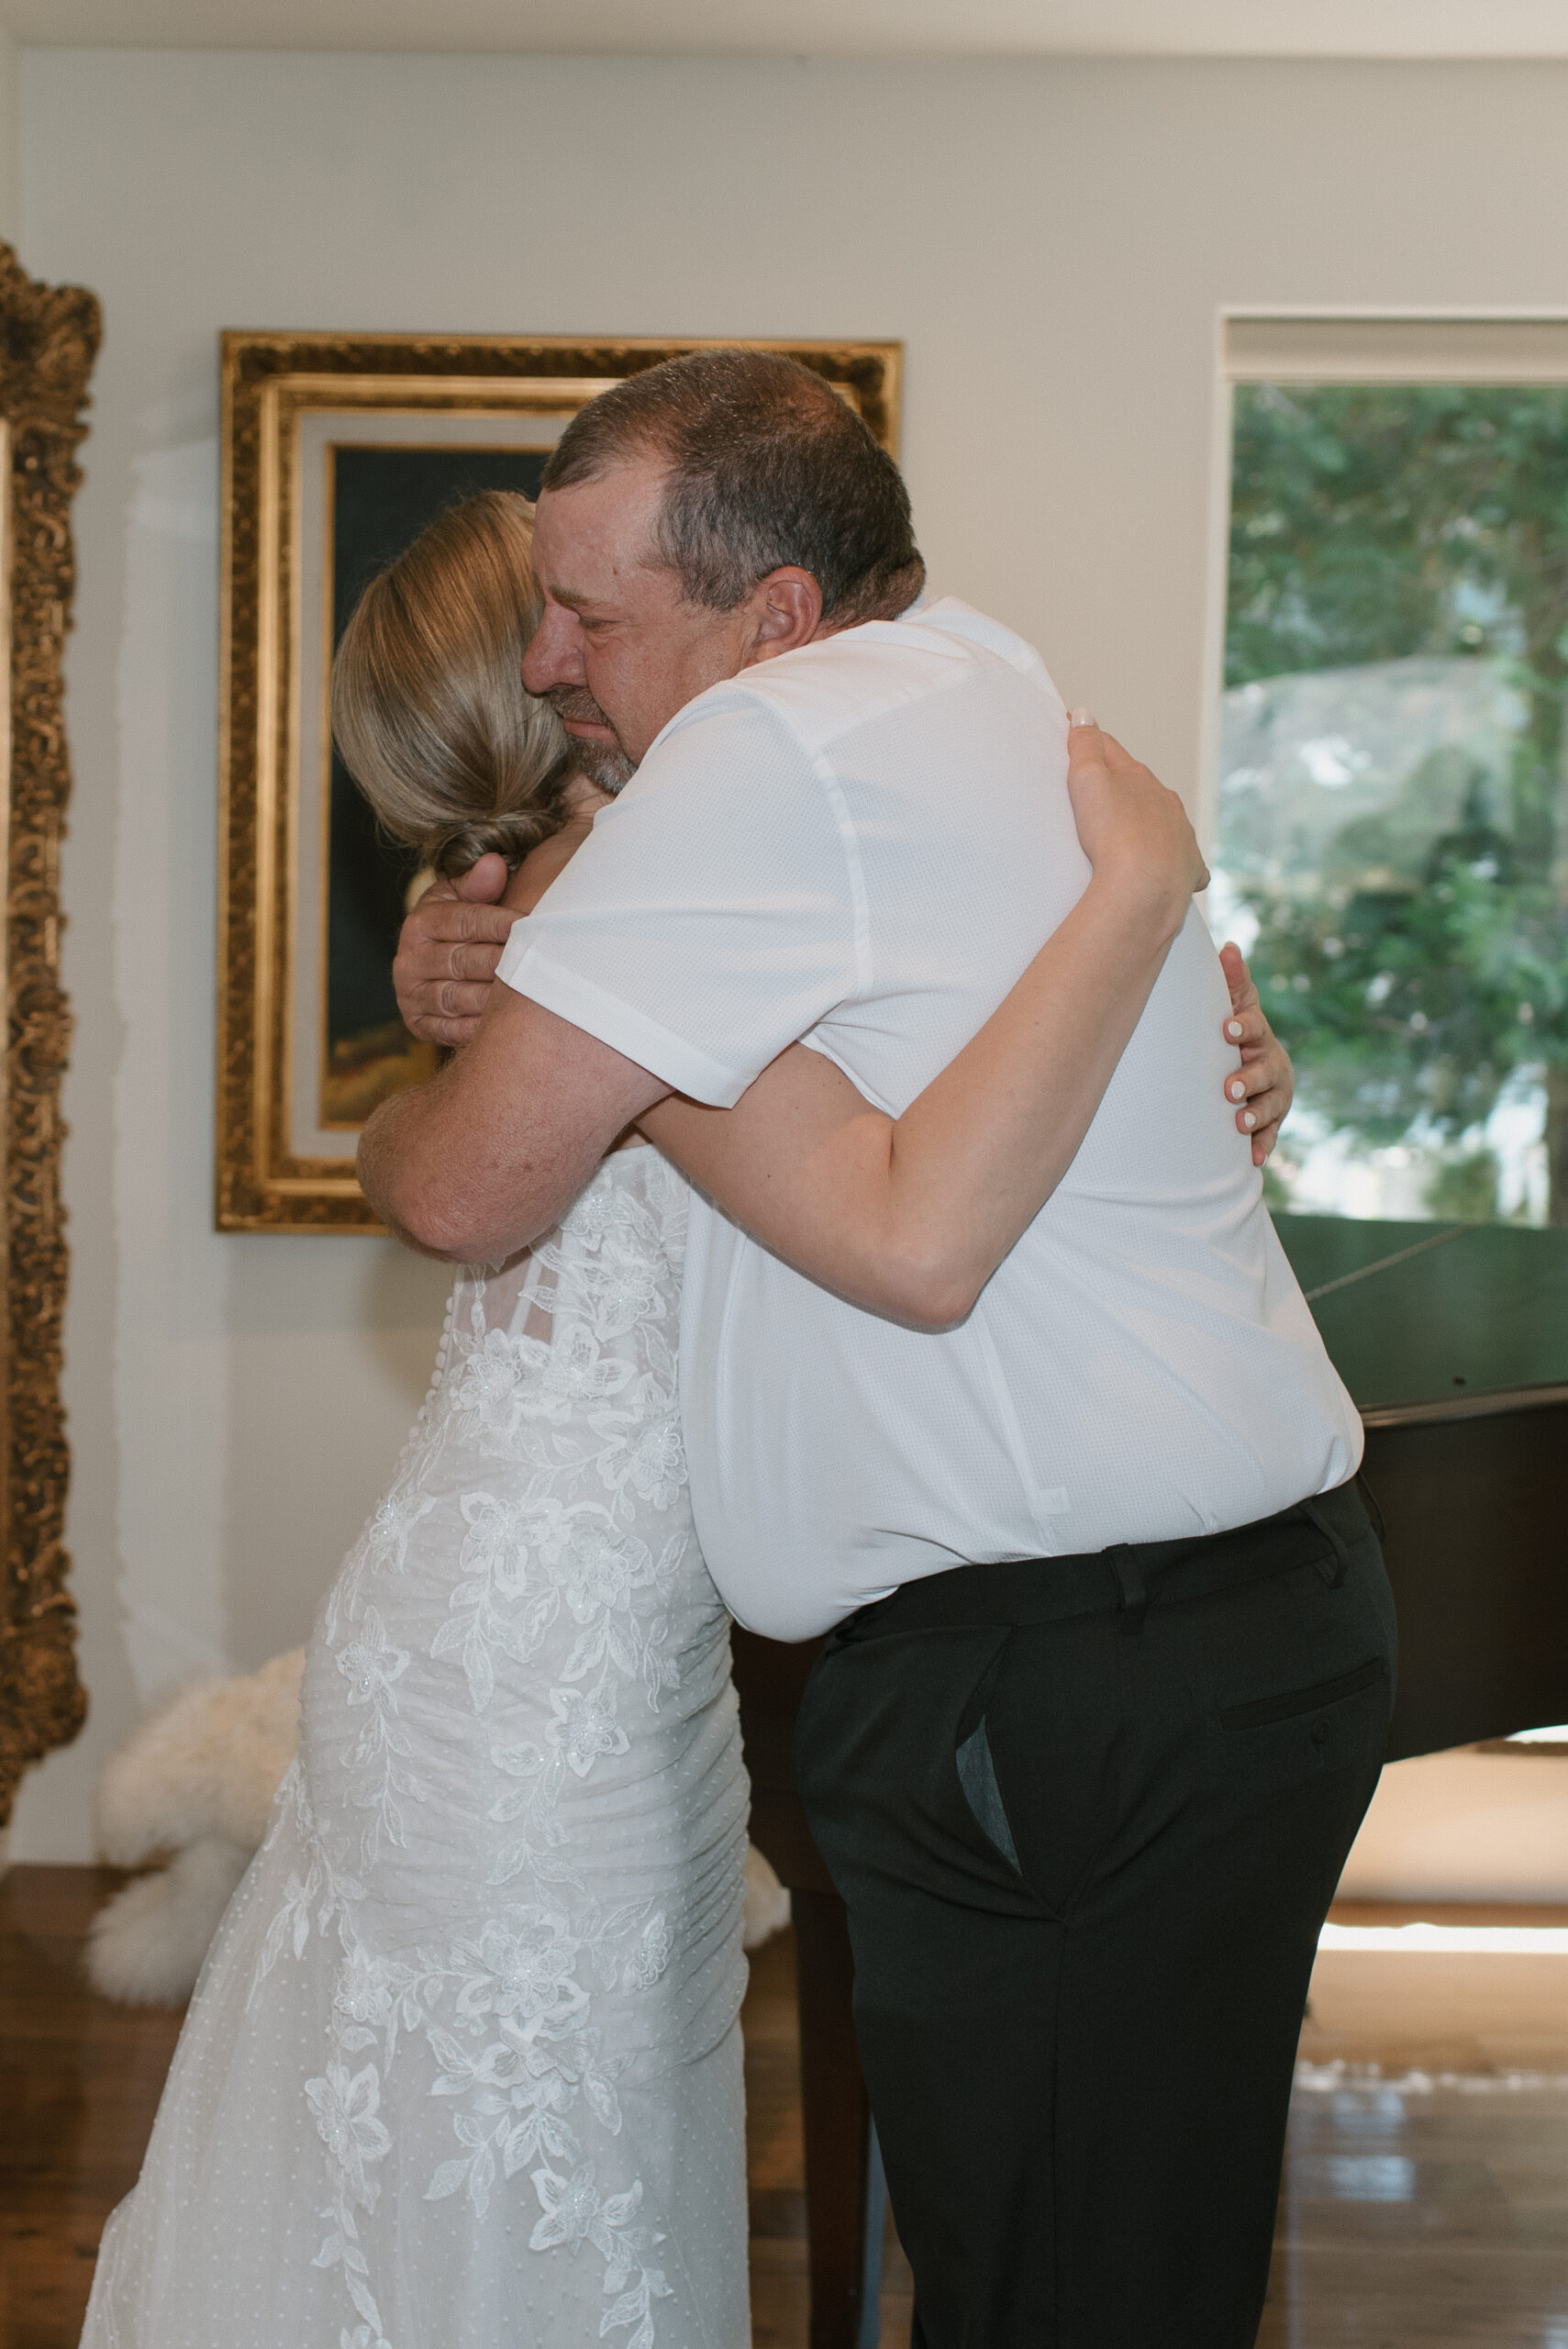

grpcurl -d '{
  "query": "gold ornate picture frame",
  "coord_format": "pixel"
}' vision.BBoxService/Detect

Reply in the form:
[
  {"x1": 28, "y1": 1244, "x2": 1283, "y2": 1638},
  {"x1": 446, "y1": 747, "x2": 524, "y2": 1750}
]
[
  {"x1": 0, "y1": 248, "x2": 99, "y2": 1828},
  {"x1": 216, "y1": 331, "x2": 903, "y2": 1233}
]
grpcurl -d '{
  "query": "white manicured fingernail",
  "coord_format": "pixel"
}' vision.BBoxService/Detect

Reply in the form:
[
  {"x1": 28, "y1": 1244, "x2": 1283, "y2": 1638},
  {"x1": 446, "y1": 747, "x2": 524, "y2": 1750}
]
[
  {"x1": 1229, "y1": 1079, "x2": 1246, "y2": 1099},
  {"x1": 1243, "y1": 1111, "x2": 1257, "y2": 1129},
  {"x1": 1226, "y1": 1019, "x2": 1243, "y2": 1039},
  {"x1": 1069, "y1": 707, "x2": 1095, "y2": 729}
]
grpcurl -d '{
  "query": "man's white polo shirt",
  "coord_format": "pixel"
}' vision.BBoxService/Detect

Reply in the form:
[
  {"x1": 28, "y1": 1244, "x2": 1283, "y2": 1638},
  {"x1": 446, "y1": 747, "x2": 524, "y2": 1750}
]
[{"x1": 497, "y1": 597, "x2": 1362, "y2": 1641}]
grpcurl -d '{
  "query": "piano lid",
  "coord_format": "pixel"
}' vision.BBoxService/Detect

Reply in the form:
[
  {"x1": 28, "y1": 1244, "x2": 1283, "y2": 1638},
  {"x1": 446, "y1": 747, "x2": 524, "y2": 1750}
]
[{"x1": 1275, "y1": 1215, "x2": 1568, "y2": 1423}]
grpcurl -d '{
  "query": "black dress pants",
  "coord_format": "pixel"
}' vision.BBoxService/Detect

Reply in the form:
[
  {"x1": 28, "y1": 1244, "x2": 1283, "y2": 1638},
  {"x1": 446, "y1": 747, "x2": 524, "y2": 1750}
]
[{"x1": 794, "y1": 1480, "x2": 1396, "y2": 2349}]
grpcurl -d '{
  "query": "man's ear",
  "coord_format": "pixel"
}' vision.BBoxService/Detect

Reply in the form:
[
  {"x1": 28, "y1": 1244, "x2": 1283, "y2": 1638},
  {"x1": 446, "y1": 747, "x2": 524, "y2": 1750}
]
[{"x1": 740, "y1": 566, "x2": 823, "y2": 666}]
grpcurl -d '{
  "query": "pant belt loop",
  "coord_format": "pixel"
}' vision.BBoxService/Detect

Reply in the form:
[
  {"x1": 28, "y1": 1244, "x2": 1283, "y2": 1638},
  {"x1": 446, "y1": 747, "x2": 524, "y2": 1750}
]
[
  {"x1": 1108, "y1": 1547, "x2": 1148, "y2": 1636},
  {"x1": 1355, "y1": 1469, "x2": 1387, "y2": 1543},
  {"x1": 1300, "y1": 1500, "x2": 1351, "y2": 1589}
]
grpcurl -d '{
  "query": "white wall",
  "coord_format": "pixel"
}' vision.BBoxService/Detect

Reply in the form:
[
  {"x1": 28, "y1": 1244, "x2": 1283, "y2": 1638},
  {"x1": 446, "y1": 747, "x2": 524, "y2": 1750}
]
[
  {"x1": 10, "y1": 46, "x2": 1568, "y2": 1866},
  {"x1": 0, "y1": 33, "x2": 16, "y2": 244},
  {"x1": 1340, "y1": 1748, "x2": 1568, "y2": 1905}
]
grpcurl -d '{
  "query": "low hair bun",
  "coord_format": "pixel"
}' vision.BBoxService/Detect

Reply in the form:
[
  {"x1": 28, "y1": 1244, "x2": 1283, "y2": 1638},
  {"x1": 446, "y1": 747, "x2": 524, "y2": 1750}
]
[{"x1": 425, "y1": 791, "x2": 573, "y2": 881}]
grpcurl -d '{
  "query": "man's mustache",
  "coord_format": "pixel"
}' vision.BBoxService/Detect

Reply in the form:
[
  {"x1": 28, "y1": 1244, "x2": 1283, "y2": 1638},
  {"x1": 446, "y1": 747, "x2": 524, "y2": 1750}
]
[{"x1": 544, "y1": 685, "x2": 617, "y2": 732}]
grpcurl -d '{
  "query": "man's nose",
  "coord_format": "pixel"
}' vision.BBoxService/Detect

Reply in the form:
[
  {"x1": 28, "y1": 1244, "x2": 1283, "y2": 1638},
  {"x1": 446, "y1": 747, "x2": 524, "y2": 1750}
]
[{"x1": 521, "y1": 605, "x2": 584, "y2": 693}]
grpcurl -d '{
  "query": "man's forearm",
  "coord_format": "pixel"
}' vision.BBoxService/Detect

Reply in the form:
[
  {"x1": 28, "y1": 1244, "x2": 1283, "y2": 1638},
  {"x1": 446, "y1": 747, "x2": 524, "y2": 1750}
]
[
  {"x1": 359, "y1": 980, "x2": 671, "y2": 1261},
  {"x1": 356, "y1": 1058, "x2": 582, "y2": 1265},
  {"x1": 358, "y1": 1072, "x2": 473, "y2": 1259}
]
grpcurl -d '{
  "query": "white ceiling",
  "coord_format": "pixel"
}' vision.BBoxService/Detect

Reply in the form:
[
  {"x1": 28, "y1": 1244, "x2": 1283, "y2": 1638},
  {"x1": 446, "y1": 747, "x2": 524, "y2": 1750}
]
[{"x1": 12, "y1": 0, "x2": 1568, "y2": 58}]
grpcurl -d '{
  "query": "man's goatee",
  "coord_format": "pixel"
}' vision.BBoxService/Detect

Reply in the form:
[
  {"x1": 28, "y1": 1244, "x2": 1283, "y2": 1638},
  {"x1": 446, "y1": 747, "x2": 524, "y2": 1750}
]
[
  {"x1": 572, "y1": 738, "x2": 638, "y2": 794},
  {"x1": 546, "y1": 686, "x2": 637, "y2": 793}
]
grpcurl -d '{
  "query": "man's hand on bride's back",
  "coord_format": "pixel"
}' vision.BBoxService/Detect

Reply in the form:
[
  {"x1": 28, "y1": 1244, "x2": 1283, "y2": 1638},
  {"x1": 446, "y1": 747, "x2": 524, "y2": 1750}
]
[
  {"x1": 1065, "y1": 711, "x2": 1208, "y2": 933},
  {"x1": 393, "y1": 852, "x2": 513, "y2": 1049}
]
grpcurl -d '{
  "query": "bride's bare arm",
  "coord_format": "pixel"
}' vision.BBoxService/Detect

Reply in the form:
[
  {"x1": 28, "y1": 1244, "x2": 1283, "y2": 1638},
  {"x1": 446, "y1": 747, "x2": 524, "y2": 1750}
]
[{"x1": 639, "y1": 722, "x2": 1236, "y2": 1330}]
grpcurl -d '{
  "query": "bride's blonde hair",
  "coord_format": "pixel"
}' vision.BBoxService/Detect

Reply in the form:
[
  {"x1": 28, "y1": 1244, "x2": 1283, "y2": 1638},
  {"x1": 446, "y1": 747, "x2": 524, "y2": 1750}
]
[{"x1": 330, "y1": 490, "x2": 574, "y2": 878}]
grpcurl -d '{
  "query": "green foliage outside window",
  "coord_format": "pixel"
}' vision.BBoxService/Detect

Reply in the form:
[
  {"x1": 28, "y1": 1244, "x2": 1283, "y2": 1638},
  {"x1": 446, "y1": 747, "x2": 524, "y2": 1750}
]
[{"x1": 1225, "y1": 384, "x2": 1568, "y2": 1223}]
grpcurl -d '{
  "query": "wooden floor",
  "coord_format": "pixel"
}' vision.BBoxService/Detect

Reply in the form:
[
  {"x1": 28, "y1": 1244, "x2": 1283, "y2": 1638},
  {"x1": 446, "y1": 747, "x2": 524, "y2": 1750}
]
[
  {"x1": 1260, "y1": 1900, "x2": 1568, "y2": 2348},
  {"x1": 1, "y1": 1868, "x2": 184, "y2": 2349},
  {"x1": 4, "y1": 1866, "x2": 1568, "y2": 2348},
  {"x1": 739, "y1": 1924, "x2": 916, "y2": 2348}
]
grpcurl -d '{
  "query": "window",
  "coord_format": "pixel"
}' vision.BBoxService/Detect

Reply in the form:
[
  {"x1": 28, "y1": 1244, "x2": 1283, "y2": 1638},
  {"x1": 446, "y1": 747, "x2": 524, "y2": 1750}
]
[{"x1": 1210, "y1": 317, "x2": 1568, "y2": 1227}]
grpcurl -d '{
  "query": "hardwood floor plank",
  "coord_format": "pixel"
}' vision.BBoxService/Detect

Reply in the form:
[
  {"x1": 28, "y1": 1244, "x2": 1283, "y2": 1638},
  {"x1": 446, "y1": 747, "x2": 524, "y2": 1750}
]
[{"x1": 0, "y1": 1869, "x2": 184, "y2": 2349}]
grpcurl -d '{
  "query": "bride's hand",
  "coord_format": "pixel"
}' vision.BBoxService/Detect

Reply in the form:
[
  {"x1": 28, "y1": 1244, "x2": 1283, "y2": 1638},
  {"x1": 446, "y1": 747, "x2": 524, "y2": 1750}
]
[
  {"x1": 1218, "y1": 941, "x2": 1295, "y2": 1167},
  {"x1": 1065, "y1": 712, "x2": 1209, "y2": 932}
]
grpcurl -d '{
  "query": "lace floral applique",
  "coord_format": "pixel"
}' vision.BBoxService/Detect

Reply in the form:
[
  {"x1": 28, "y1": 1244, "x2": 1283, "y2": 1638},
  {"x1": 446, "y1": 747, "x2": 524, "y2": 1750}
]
[
  {"x1": 417, "y1": 1893, "x2": 674, "y2": 2339},
  {"x1": 335, "y1": 1606, "x2": 425, "y2": 1870},
  {"x1": 595, "y1": 1398, "x2": 687, "y2": 1515},
  {"x1": 531, "y1": 2169, "x2": 672, "y2": 2349},
  {"x1": 305, "y1": 2054, "x2": 393, "y2": 2320},
  {"x1": 323, "y1": 1474, "x2": 439, "y2": 1645},
  {"x1": 432, "y1": 1487, "x2": 565, "y2": 1712}
]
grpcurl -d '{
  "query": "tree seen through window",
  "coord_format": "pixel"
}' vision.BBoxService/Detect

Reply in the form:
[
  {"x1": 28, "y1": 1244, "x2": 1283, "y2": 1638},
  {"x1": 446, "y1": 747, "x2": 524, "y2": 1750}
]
[{"x1": 1213, "y1": 384, "x2": 1568, "y2": 1226}]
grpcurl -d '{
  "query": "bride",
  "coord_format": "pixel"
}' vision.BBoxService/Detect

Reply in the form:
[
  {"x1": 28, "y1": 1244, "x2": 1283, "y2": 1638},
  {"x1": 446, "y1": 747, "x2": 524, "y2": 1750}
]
[{"x1": 83, "y1": 492, "x2": 1290, "y2": 2349}]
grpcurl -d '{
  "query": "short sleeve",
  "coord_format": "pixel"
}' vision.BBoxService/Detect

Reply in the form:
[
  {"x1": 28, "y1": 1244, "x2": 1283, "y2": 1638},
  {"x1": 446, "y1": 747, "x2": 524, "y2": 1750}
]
[{"x1": 496, "y1": 689, "x2": 863, "y2": 1108}]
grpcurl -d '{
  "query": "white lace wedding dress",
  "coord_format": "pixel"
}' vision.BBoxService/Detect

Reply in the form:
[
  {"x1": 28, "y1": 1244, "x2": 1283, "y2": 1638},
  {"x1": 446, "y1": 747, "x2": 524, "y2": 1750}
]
[{"x1": 83, "y1": 1146, "x2": 751, "y2": 2349}]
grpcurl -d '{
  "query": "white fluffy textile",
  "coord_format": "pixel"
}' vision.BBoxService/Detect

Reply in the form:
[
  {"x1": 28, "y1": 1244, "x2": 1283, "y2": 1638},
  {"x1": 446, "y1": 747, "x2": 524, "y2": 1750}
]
[
  {"x1": 88, "y1": 1647, "x2": 791, "y2": 2005},
  {"x1": 88, "y1": 1649, "x2": 306, "y2": 2006}
]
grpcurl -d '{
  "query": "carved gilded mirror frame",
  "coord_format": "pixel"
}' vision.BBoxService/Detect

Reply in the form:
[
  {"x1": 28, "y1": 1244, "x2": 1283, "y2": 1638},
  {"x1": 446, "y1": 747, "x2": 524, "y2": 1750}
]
[{"x1": 0, "y1": 247, "x2": 100, "y2": 1830}]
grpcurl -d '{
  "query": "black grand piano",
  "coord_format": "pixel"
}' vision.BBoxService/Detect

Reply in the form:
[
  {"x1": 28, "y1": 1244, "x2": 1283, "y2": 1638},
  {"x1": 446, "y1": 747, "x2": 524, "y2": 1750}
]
[{"x1": 733, "y1": 1211, "x2": 1568, "y2": 2345}]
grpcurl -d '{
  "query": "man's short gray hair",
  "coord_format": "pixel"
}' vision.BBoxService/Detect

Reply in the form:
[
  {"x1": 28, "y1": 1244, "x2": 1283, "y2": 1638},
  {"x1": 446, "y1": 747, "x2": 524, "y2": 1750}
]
[{"x1": 540, "y1": 348, "x2": 925, "y2": 627}]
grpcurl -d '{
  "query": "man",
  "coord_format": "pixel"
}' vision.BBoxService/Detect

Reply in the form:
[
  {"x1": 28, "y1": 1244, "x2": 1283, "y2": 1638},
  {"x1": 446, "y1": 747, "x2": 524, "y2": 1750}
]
[{"x1": 361, "y1": 351, "x2": 1394, "y2": 2347}]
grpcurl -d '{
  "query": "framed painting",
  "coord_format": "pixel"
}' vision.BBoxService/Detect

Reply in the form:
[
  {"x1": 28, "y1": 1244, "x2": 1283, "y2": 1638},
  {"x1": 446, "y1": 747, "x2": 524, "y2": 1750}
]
[
  {"x1": 0, "y1": 248, "x2": 99, "y2": 1831},
  {"x1": 216, "y1": 331, "x2": 903, "y2": 1232}
]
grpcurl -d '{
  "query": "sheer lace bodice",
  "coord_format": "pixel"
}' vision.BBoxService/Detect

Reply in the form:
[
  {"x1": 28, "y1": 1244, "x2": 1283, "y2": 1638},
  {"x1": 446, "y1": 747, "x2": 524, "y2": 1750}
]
[{"x1": 83, "y1": 1147, "x2": 751, "y2": 2349}]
